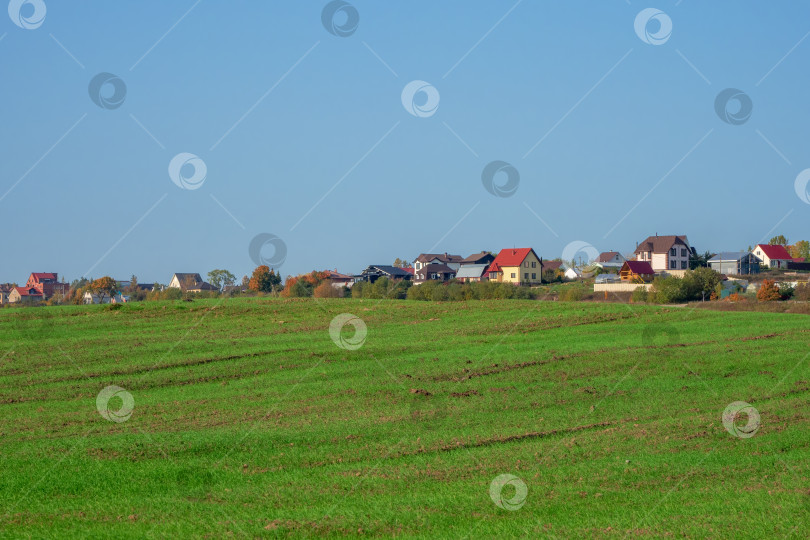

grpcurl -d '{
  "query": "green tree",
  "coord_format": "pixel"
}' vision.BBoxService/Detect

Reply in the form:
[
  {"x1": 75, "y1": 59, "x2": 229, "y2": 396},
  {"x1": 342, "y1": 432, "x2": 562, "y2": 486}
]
[
  {"x1": 682, "y1": 267, "x2": 722, "y2": 300},
  {"x1": 689, "y1": 250, "x2": 715, "y2": 270},
  {"x1": 788, "y1": 240, "x2": 810, "y2": 260},
  {"x1": 769, "y1": 235, "x2": 788, "y2": 246},
  {"x1": 208, "y1": 269, "x2": 236, "y2": 291}
]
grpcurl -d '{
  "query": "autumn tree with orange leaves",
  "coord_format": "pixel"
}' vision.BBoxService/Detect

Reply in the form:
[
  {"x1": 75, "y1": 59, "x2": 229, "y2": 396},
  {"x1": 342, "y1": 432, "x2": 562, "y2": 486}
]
[
  {"x1": 757, "y1": 279, "x2": 781, "y2": 301},
  {"x1": 248, "y1": 266, "x2": 281, "y2": 293}
]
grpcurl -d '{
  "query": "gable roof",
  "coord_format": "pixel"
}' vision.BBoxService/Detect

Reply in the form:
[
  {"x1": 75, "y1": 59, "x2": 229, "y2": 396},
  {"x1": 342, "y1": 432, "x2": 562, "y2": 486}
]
[
  {"x1": 490, "y1": 248, "x2": 538, "y2": 268},
  {"x1": 634, "y1": 235, "x2": 689, "y2": 254},
  {"x1": 364, "y1": 265, "x2": 411, "y2": 277},
  {"x1": 622, "y1": 261, "x2": 655, "y2": 274},
  {"x1": 173, "y1": 273, "x2": 203, "y2": 282},
  {"x1": 422, "y1": 263, "x2": 455, "y2": 274},
  {"x1": 414, "y1": 253, "x2": 464, "y2": 264},
  {"x1": 755, "y1": 244, "x2": 792, "y2": 260},
  {"x1": 13, "y1": 286, "x2": 44, "y2": 297},
  {"x1": 323, "y1": 270, "x2": 354, "y2": 280},
  {"x1": 29, "y1": 272, "x2": 58, "y2": 283},
  {"x1": 455, "y1": 264, "x2": 488, "y2": 279},
  {"x1": 709, "y1": 252, "x2": 751, "y2": 262},
  {"x1": 460, "y1": 252, "x2": 494, "y2": 264},
  {"x1": 595, "y1": 251, "x2": 621, "y2": 262}
]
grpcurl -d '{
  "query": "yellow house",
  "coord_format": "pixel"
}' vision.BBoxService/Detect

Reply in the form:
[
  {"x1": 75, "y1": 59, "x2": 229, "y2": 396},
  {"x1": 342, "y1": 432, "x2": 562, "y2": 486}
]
[{"x1": 486, "y1": 248, "x2": 543, "y2": 285}]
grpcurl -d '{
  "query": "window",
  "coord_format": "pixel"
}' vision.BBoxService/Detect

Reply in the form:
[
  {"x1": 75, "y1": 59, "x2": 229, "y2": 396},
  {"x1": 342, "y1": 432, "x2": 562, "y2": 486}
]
[
  {"x1": 670, "y1": 248, "x2": 676, "y2": 256},
  {"x1": 681, "y1": 248, "x2": 687, "y2": 257},
  {"x1": 531, "y1": 273, "x2": 536, "y2": 279},
  {"x1": 681, "y1": 261, "x2": 687, "y2": 269},
  {"x1": 670, "y1": 260, "x2": 677, "y2": 269},
  {"x1": 524, "y1": 262, "x2": 528, "y2": 268},
  {"x1": 524, "y1": 273, "x2": 528, "y2": 279},
  {"x1": 511, "y1": 273, "x2": 516, "y2": 278},
  {"x1": 531, "y1": 261, "x2": 536, "y2": 268}
]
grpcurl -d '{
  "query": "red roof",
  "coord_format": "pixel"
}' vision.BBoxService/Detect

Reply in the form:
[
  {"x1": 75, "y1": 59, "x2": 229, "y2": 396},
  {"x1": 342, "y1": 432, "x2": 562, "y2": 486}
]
[
  {"x1": 756, "y1": 244, "x2": 792, "y2": 260},
  {"x1": 622, "y1": 261, "x2": 654, "y2": 274},
  {"x1": 490, "y1": 248, "x2": 538, "y2": 268},
  {"x1": 400, "y1": 267, "x2": 414, "y2": 275},
  {"x1": 14, "y1": 286, "x2": 44, "y2": 297},
  {"x1": 29, "y1": 272, "x2": 58, "y2": 282}
]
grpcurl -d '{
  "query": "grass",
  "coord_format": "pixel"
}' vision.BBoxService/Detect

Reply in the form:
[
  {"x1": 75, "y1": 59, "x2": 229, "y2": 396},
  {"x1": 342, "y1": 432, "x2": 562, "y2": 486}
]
[{"x1": 0, "y1": 297, "x2": 808, "y2": 537}]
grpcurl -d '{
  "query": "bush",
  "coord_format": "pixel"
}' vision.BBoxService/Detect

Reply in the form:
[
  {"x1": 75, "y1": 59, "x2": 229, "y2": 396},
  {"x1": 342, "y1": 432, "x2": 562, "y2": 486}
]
[
  {"x1": 631, "y1": 287, "x2": 649, "y2": 303},
  {"x1": 794, "y1": 283, "x2": 810, "y2": 301},
  {"x1": 314, "y1": 280, "x2": 342, "y2": 298}
]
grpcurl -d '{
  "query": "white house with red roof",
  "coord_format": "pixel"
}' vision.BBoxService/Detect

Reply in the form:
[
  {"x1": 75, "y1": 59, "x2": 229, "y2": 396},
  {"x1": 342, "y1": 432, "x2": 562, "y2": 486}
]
[
  {"x1": 753, "y1": 244, "x2": 792, "y2": 269},
  {"x1": 486, "y1": 248, "x2": 542, "y2": 285}
]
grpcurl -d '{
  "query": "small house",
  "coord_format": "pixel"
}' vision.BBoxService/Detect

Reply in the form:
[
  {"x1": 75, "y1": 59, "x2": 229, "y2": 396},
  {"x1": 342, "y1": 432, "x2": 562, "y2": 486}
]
[
  {"x1": 455, "y1": 264, "x2": 489, "y2": 282},
  {"x1": 753, "y1": 244, "x2": 792, "y2": 269},
  {"x1": 708, "y1": 252, "x2": 760, "y2": 275},
  {"x1": 356, "y1": 265, "x2": 412, "y2": 284},
  {"x1": 414, "y1": 263, "x2": 456, "y2": 284},
  {"x1": 620, "y1": 261, "x2": 655, "y2": 282}
]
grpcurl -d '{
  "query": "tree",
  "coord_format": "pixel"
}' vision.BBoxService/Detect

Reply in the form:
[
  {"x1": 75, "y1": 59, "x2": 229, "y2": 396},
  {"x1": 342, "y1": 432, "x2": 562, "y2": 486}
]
[
  {"x1": 126, "y1": 275, "x2": 138, "y2": 293},
  {"x1": 769, "y1": 235, "x2": 788, "y2": 246},
  {"x1": 682, "y1": 267, "x2": 722, "y2": 301},
  {"x1": 757, "y1": 279, "x2": 781, "y2": 301},
  {"x1": 90, "y1": 276, "x2": 118, "y2": 303},
  {"x1": 241, "y1": 275, "x2": 249, "y2": 288},
  {"x1": 248, "y1": 266, "x2": 281, "y2": 293},
  {"x1": 788, "y1": 240, "x2": 810, "y2": 261},
  {"x1": 689, "y1": 250, "x2": 715, "y2": 270},
  {"x1": 393, "y1": 258, "x2": 409, "y2": 268},
  {"x1": 207, "y1": 269, "x2": 236, "y2": 291},
  {"x1": 314, "y1": 280, "x2": 341, "y2": 298}
]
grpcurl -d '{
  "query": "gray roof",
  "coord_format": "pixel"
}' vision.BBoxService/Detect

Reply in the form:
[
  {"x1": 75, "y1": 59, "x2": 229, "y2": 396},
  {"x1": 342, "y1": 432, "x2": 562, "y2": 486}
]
[
  {"x1": 709, "y1": 252, "x2": 751, "y2": 262},
  {"x1": 455, "y1": 264, "x2": 488, "y2": 278}
]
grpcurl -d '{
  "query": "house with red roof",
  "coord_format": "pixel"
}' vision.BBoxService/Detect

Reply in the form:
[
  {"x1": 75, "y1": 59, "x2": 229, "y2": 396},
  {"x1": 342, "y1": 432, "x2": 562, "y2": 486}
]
[
  {"x1": 486, "y1": 248, "x2": 542, "y2": 285},
  {"x1": 619, "y1": 261, "x2": 655, "y2": 283},
  {"x1": 0, "y1": 284, "x2": 13, "y2": 304},
  {"x1": 753, "y1": 244, "x2": 792, "y2": 269},
  {"x1": 25, "y1": 272, "x2": 69, "y2": 299},
  {"x1": 8, "y1": 286, "x2": 45, "y2": 303}
]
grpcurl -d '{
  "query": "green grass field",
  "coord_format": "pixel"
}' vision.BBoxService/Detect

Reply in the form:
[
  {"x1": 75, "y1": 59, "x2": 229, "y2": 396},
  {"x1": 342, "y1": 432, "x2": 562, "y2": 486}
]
[{"x1": 1, "y1": 298, "x2": 808, "y2": 538}]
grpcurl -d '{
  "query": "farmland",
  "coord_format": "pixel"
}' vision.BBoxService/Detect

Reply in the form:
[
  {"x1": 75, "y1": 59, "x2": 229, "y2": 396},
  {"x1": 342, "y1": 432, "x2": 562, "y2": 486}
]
[{"x1": 0, "y1": 298, "x2": 808, "y2": 537}]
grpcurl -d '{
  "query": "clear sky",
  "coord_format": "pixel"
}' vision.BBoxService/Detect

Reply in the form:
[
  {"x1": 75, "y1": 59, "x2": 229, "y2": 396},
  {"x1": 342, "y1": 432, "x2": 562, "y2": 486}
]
[{"x1": 1, "y1": 1, "x2": 808, "y2": 284}]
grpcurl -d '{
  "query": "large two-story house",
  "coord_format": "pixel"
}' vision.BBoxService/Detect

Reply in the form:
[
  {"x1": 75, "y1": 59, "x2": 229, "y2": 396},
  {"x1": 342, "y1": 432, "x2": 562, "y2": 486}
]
[
  {"x1": 413, "y1": 253, "x2": 464, "y2": 274},
  {"x1": 486, "y1": 248, "x2": 543, "y2": 286},
  {"x1": 633, "y1": 235, "x2": 692, "y2": 272}
]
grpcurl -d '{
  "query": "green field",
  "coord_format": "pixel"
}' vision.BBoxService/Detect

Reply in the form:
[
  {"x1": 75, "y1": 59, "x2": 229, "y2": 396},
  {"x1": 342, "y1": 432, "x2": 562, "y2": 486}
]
[{"x1": 0, "y1": 298, "x2": 808, "y2": 538}]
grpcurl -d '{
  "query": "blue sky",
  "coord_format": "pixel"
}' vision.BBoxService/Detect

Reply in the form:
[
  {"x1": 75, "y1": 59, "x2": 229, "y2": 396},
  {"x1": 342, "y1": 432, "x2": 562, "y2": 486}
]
[{"x1": 1, "y1": 1, "x2": 808, "y2": 284}]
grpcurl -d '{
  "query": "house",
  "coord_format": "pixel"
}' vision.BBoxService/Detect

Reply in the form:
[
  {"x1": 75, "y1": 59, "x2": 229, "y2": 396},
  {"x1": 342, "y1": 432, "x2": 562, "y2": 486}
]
[
  {"x1": 84, "y1": 291, "x2": 129, "y2": 304},
  {"x1": 634, "y1": 235, "x2": 692, "y2": 272},
  {"x1": 8, "y1": 286, "x2": 45, "y2": 303},
  {"x1": 168, "y1": 273, "x2": 217, "y2": 291},
  {"x1": 455, "y1": 264, "x2": 489, "y2": 282},
  {"x1": 356, "y1": 265, "x2": 413, "y2": 284},
  {"x1": 708, "y1": 252, "x2": 760, "y2": 275},
  {"x1": 459, "y1": 252, "x2": 495, "y2": 267},
  {"x1": 593, "y1": 251, "x2": 626, "y2": 269},
  {"x1": 323, "y1": 270, "x2": 355, "y2": 288},
  {"x1": 413, "y1": 253, "x2": 464, "y2": 273},
  {"x1": 564, "y1": 267, "x2": 582, "y2": 280},
  {"x1": 620, "y1": 261, "x2": 655, "y2": 282},
  {"x1": 25, "y1": 272, "x2": 69, "y2": 299},
  {"x1": 753, "y1": 244, "x2": 792, "y2": 269},
  {"x1": 414, "y1": 263, "x2": 456, "y2": 284},
  {"x1": 486, "y1": 248, "x2": 543, "y2": 285},
  {"x1": 541, "y1": 260, "x2": 563, "y2": 273}
]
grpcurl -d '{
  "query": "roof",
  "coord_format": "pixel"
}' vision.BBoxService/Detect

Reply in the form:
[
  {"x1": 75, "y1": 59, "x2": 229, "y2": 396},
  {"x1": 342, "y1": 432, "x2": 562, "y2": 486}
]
[
  {"x1": 364, "y1": 265, "x2": 411, "y2": 277},
  {"x1": 189, "y1": 281, "x2": 218, "y2": 291},
  {"x1": 541, "y1": 260, "x2": 563, "y2": 271},
  {"x1": 173, "y1": 273, "x2": 204, "y2": 283},
  {"x1": 490, "y1": 248, "x2": 538, "y2": 268},
  {"x1": 455, "y1": 264, "x2": 488, "y2": 279},
  {"x1": 323, "y1": 270, "x2": 354, "y2": 280},
  {"x1": 460, "y1": 252, "x2": 494, "y2": 263},
  {"x1": 422, "y1": 263, "x2": 455, "y2": 274},
  {"x1": 595, "y1": 251, "x2": 621, "y2": 262},
  {"x1": 29, "y1": 272, "x2": 58, "y2": 283},
  {"x1": 755, "y1": 244, "x2": 792, "y2": 260},
  {"x1": 634, "y1": 235, "x2": 689, "y2": 254},
  {"x1": 709, "y1": 252, "x2": 751, "y2": 262},
  {"x1": 14, "y1": 286, "x2": 44, "y2": 297},
  {"x1": 414, "y1": 253, "x2": 464, "y2": 264},
  {"x1": 400, "y1": 267, "x2": 414, "y2": 274},
  {"x1": 622, "y1": 261, "x2": 655, "y2": 274}
]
